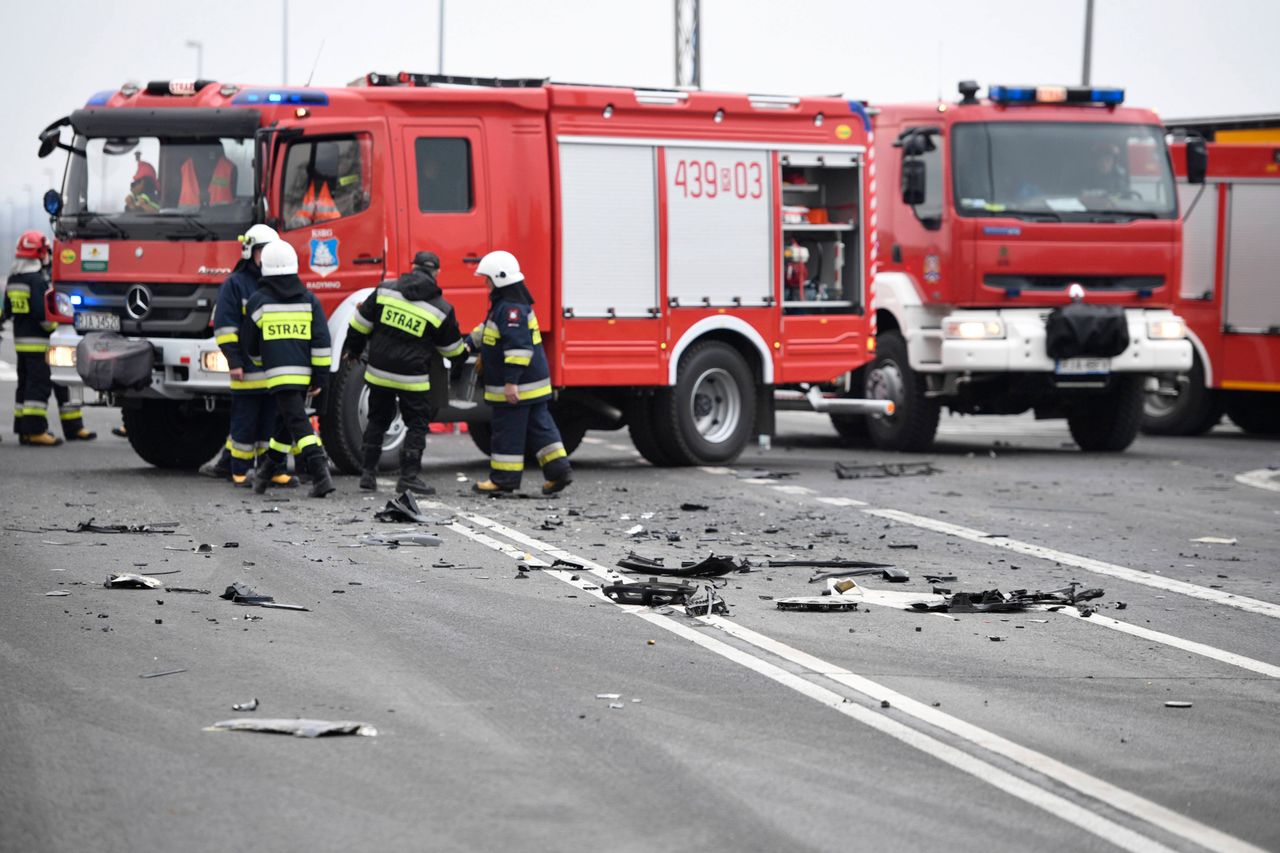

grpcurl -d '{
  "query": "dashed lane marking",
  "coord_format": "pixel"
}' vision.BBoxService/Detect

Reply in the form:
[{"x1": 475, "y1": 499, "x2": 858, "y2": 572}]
[{"x1": 1235, "y1": 469, "x2": 1280, "y2": 494}]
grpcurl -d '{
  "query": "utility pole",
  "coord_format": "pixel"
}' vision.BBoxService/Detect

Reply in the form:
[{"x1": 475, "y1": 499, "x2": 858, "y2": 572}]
[
  {"x1": 185, "y1": 40, "x2": 204, "y2": 78},
  {"x1": 437, "y1": 0, "x2": 445, "y2": 75},
  {"x1": 1081, "y1": 0, "x2": 1094, "y2": 86},
  {"x1": 675, "y1": 0, "x2": 701, "y2": 88},
  {"x1": 282, "y1": 0, "x2": 289, "y2": 85}
]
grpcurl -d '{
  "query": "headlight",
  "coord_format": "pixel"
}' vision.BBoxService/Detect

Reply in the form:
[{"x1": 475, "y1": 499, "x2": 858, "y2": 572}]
[
  {"x1": 944, "y1": 318, "x2": 1005, "y2": 340},
  {"x1": 201, "y1": 350, "x2": 230, "y2": 372},
  {"x1": 47, "y1": 346, "x2": 77, "y2": 367},
  {"x1": 1147, "y1": 319, "x2": 1187, "y2": 340}
]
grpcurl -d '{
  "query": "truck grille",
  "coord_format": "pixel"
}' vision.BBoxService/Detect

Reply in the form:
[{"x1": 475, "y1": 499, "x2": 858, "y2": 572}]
[
  {"x1": 984, "y1": 275, "x2": 1165, "y2": 292},
  {"x1": 58, "y1": 281, "x2": 219, "y2": 338}
]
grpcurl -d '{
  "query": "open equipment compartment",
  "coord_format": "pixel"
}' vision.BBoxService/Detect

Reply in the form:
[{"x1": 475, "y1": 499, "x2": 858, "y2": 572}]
[{"x1": 779, "y1": 150, "x2": 862, "y2": 314}]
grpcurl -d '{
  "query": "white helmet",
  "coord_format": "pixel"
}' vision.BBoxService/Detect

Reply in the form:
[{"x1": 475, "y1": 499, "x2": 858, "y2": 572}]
[
  {"x1": 240, "y1": 224, "x2": 280, "y2": 260},
  {"x1": 260, "y1": 241, "x2": 299, "y2": 277},
  {"x1": 474, "y1": 250, "x2": 524, "y2": 286}
]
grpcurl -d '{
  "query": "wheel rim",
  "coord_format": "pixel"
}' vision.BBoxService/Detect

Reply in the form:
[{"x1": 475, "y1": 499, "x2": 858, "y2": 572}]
[
  {"x1": 1143, "y1": 375, "x2": 1189, "y2": 419},
  {"x1": 866, "y1": 358, "x2": 905, "y2": 421},
  {"x1": 688, "y1": 367, "x2": 742, "y2": 444},
  {"x1": 356, "y1": 383, "x2": 407, "y2": 453}
]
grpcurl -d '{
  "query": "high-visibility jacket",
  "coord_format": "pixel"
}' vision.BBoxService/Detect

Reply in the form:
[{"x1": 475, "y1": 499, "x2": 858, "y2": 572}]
[
  {"x1": 345, "y1": 268, "x2": 465, "y2": 393},
  {"x1": 212, "y1": 260, "x2": 269, "y2": 393},
  {"x1": 241, "y1": 273, "x2": 332, "y2": 392},
  {"x1": 290, "y1": 181, "x2": 341, "y2": 225},
  {"x1": 4, "y1": 270, "x2": 58, "y2": 353},
  {"x1": 470, "y1": 292, "x2": 552, "y2": 407},
  {"x1": 179, "y1": 157, "x2": 234, "y2": 206}
]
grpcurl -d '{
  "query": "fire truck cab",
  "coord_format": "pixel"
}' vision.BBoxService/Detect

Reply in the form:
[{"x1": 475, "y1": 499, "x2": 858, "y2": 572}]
[
  {"x1": 857, "y1": 82, "x2": 1193, "y2": 452},
  {"x1": 38, "y1": 75, "x2": 887, "y2": 471}
]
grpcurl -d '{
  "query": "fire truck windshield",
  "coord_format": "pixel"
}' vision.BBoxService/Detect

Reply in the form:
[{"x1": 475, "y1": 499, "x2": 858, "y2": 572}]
[
  {"x1": 59, "y1": 134, "x2": 255, "y2": 240},
  {"x1": 952, "y1": 122, "x2": 1176, "y2": 221}
]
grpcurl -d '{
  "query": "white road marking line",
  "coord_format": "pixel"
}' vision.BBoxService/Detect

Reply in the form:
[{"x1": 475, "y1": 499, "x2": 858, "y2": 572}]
[
  {"x1": 706, "y1": 616, "x2": 1263, "y2": 853},
  {"x1": 438, "y1": 505, "x2": 1252, "y2": 853},
  {"x1": 866, "y1": 508, "x2": 1280, "y2": 621},
  {"x1": 816, "y1": 496, "x2": 868, "y2": 507},
  {"x1": 739, "y1": 477, "x2": 779, "y2": 484},
  {"x1": 699, "y1": 466, "x2": 733, "y2": 475},
  {"x1": 581, "y1": 436, "x2": 605, "y2": 445},
  {"x1": 1235, "y1": 469, "x2": 1280, "y2": 494},
  {"x1": 604, "y1": 443, "x2": 631, "y2": 452},
  {"x1": 770, "y1": 484, "x2": 816, "y2": 495}
]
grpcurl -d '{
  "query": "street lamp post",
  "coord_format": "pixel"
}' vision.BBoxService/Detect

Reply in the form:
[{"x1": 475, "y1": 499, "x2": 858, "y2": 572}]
[{"x1": 185, "y1": 39, "x2": 204, "y2": 78}]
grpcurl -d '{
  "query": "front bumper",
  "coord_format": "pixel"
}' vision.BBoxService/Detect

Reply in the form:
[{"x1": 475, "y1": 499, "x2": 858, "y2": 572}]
[
  {"x1": 936, "y1": 308, "x2": 1192, "y2": 374},
  {"x1": 48, "y1": 328, "x2": 231, "y2": 400}
]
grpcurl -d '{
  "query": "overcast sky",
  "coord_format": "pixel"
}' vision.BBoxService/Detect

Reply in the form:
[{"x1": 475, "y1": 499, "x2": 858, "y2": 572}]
[{"x1": 1, "y1": 0, "x2": 1276, "y2": 238}]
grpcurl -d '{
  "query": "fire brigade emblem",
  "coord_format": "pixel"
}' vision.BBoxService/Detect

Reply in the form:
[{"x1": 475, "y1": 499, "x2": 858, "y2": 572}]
[
  {"x1": 506, "y1": 307, "x2": 521, "y2": 327},
  {"x1": 309, "y1": 237, "x2": 339, "y2": 278},
  {"x1": 923, "y1": 253, "x2": 941, "y2": 283}
]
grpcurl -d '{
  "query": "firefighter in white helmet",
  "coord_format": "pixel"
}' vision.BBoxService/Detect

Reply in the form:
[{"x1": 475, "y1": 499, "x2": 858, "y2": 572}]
[{"x1": 469, "y1": 250, "x2": 572, "y2": 495}]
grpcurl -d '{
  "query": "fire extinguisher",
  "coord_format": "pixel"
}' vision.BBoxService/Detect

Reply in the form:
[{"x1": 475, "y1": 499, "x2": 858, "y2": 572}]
[{"x1": 784, "y1": 240, "x2": 809, "y2": 298}]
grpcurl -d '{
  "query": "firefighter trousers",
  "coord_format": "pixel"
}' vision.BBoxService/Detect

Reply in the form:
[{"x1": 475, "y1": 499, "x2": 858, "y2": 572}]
[
  {"x1": 13, "y1": 353, "x2": 84, "y2": 437},
  {"x1": 361, "y1": 386, "x2": 432, "y2": 473},
  {"x1": 488, "y1": 402, "x2": 571, "y2": 489},
  {"x1": 228, "y1": 393, "x2": 278, "y2": 476},
  {"x1": 262, "y1": 390, "x2": 325, "y2": 469}
]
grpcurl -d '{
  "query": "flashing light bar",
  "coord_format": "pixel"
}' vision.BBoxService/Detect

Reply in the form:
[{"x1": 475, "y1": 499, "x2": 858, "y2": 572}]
[
  {"x1": 988, "y1": 85, "x2": 1124, "y2": 107},
  {"x1": 231, "y1": 89, "x2": 330, "y2": 106}
]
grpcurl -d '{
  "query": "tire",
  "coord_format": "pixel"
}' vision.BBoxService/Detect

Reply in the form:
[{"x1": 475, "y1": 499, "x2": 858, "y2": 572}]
[
  {"x1": 655, "y1": 341, "x2": 756, "y2": 466},
  {"x1": 123, "y1": 399, "x2": 229, "y2": 470},
  {"x1": 1141, "y1": 353, "x2": 1222, "y2": 436},
  {"x1": 319, "y1": 358, "x2": 405, "y2": 475},
  {"x1": 628, "y1": 392, "x2": 680, "y2": 466},
  {"x1": 1068, "y1": 374, "x2": 1145, "y2": 452},
  {"x1": 863, "y1": 331, "x2": 940, "y2": 452},
  {"x1": 1225, "y1": 392, "x2": 1280, "y2": 436},
  {"x1": 467, "y1": 413, "x2": 587, "y2": 459}
]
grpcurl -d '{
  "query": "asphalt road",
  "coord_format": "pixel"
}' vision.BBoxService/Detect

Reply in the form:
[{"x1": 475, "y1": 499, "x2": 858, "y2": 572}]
[{"x1": 2, "y1": 373, "x2": 1278, "y2": 851}]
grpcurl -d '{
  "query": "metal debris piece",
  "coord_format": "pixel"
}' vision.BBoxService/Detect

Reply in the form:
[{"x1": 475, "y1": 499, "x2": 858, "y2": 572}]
[
  {"x1": 1190, "y1": 536, "x2": 1236, "y2": 545},
  {"x1": 167, "y1": 587, "x2": 211, "y2": 595},
  {"x1": 911, "y1": 584, "x2": 1103, "y2": 614},
  {"x1": 684, "y1": 584, "x2": 729, "y2": 617},
  {"x1": 374, "y1": 491, "x2": 450, "y2": 524},
  {"x1": 777, "y1": 578, "x2": 865, "y2": 611},
  {"x1": 834, "y1": 460, "x2": 938, "y2": 480},
  {"x1": 257, "y1": 602, "x2": 310, "y2": 612},
  {"x1": 1164, "y1": 701, "x2": 1193, "y2": 709},
  {"x1": 617, "y1": 552, "x2": 746, "y2": 578},
  {"x1": 75, "y1": 518, "x2": 178, "y2": 534},
  {"x1": 770, "y1": 558, "x2": 893, "y2": 569},
  {"x1": 221, "y1": 582, "x2": 273, "y2": 605},
  {"x1": 104, "y1": 572, "x2": 165, "y2": 590},
  {"x1": 232, "y1": 698, "x2": 259, "y2": 712},
  {"x1": 359, "y1": 531, "x2": 443, "y2": 547},
  {"x1": 206, "y1": 718, "x2": 377, "y2": 738},
  {"x1": 603, "y1": 580, "x2": 696, "y2": 607},
  {"x1": 140, "y1": 668, "x2": 187, "y2": 679}
]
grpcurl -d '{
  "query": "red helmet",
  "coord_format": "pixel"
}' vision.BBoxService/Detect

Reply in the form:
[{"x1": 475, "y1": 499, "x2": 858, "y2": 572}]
[
  {"x1": 132, "y1": 161, "x2": 157, "y2": 183},
  {"x1": 15, "y1": 230, "x2": 50, "y2": 260}
]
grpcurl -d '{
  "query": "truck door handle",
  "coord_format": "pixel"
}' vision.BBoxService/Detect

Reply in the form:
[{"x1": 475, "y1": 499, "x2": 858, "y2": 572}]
[
  {"x1": 462, "y1": 255, "x2": 482, "y2": 265},
  {"x1": 353, "y1": 256, "x2": 383, "y2": 265}
]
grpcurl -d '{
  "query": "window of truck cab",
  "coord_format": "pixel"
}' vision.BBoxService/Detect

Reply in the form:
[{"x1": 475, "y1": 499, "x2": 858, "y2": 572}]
[
  {"x1": 279, "y1": 135, "x2": 373, "y2": 230},
  {"x1": 950, "y1": 122, "x2": 1177, "y2": 220}
]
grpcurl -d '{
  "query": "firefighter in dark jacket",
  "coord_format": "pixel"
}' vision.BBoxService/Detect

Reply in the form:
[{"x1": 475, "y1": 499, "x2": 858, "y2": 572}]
[
  {"x1": 3, "y1": 231, "x2": 95, "y2": 445},
  {"x1": 240, "y1": 241, "x2": 336, "y2": 498},
  {"x1": 208, "y1": 224, "x2": 291, "y2": 485},
  {"x1": 343, "y1": 251, "x2": 466, "y2": 494},
  {"x1": 469, "y1": 250, "x2": 572, "y2": 495}
]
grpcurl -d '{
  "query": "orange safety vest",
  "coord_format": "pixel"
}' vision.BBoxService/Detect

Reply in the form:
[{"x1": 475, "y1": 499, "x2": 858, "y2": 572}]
[
  {"x1": 292, "y1": 181, "x2": 341, "y2": 224},
  {"x1": 179, "y1": 157, "x2": 235, "y2": 206}
]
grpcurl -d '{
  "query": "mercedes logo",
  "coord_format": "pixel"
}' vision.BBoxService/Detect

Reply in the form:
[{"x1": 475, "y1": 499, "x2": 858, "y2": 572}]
[{"x1": 125, "y1": 284, "x2": 152, "y2": 320}]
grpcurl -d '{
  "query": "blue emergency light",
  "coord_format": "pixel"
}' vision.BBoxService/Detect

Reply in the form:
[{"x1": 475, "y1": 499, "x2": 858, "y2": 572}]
[
  {"x1": 988, "y1": 85, "x2": 1124, "y2": 106},
  {"x1": 232, "y1": 89, "x2": 330, "y2": 107}
]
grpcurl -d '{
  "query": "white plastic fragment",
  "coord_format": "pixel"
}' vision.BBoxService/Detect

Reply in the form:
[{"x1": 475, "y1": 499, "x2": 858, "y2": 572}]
[
  {"x1": 595, "y1": 693, "x2": 621, "y2": 700},
  {"x1": 1190, "y1": 537, "x2": 1236, "y2": 545}
]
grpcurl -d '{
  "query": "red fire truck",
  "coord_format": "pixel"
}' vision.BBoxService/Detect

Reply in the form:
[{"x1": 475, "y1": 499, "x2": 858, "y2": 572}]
[
  {"x1": 1142, "y1": 140, "x2": 1280, "y2": 436},
  {"x1": 37, "y1": 74, "x2": 888, "y2": 471},
  {"x1": 842, "y1": 82, "x2": 1194, "y2": 452}
]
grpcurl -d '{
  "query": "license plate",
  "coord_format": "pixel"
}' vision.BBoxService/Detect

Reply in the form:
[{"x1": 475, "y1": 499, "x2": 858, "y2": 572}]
[
  {"x1": 1055, "y1": 357, "x2": 1110, "y2": 375},
  {"x1": 74, "y1": 311, "x2": 121, "y2": 332}
]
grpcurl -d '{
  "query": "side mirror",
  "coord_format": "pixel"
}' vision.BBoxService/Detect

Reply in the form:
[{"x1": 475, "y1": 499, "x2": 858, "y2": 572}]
[
  {"x1": 902, "y1": 159, "x2": 927, "y2": 206},
  {"x1": 38, "y1": 126, "x2": 61, "y2": 159},
  {"x1": 43, "y1": 189, "x2": 63, "y2": 217},
  {"x1": 1185, "y1": 138, "x2": 1208, "y2": 185}
]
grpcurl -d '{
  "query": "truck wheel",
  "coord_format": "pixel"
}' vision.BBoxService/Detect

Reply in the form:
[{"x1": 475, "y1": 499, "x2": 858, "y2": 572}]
[
  {"x1": 122, "y1": 399, "x2": 228, "y2": 470},
  {"x1": 864, "y1": 331, "x2": 940, "y2": 452},
  {"x1": 1141, "y1": 353, "x2": 1222, "y2": 436},
  {"x1": 1068, "y1": 375, "x2": 1145, "y2": 452},
  {"x1": 319, "y1": 358, "x2": 405, "y2": 475},
  {"x1": 1225, "y1": 392, "x2": 1280, "y2": 436},
  {"x1": 628, "y1": 392, "x2": 680, "y2": 466},
  {"x1": 656, "y1": 341, "x2": 756, "y2": 465},
  {"x1": 467, "y1": 415, "x2": 587, "y2": 459}
]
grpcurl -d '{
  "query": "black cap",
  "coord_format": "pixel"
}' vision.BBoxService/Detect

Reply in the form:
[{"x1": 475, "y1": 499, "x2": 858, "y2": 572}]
[{"x1": 412, "y1": 251, "x2": 440, "y2": 272}]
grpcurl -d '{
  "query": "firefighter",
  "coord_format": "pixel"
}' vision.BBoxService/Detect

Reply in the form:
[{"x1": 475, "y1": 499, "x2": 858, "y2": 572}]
[
  {"x1": 240, "y1": 241, "x2": 336, "y2": 498},
  {"x1": 209, "y1": 224, "x2": 295, "y2": 486},
  {"x1": 343, "y1": 251, "x2": 466, "y2": 494},
  {"x1": 469, "y1": 250, "x2": 572, "y2": 495},
  {"x1": 286, "y1": 142, "x2": 345, "y2": 228},
  {"x1": 124, "y1": 160, "x2": 161, "y2": 213},
  {"x1": 3, "y1": 231, "x2": 95, "y2": 445}
]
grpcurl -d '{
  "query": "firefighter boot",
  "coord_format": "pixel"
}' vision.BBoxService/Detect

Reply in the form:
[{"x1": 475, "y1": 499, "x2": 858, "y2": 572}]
[
  {"x1": 395, "y1": 448, "x2": 435, "y2": 496},
  {"x1": 307, "y1": 453, "x2": 336, "y2": 498},
  {"x1": 199, "y1": 448, "x2": 232, "y2": 480},
  {"x1": 252, "y1": 460, "x2": 277, "y2": 495},
  {"x1": 472, "y1": 479, "x2": 515, "y2": 495},
  {"x1": 542, "y1": 471, "x2": 574, "y2": 496},
  {"x1": 66, "y1": 428, "x2": 98, "y2": 441},
  {"x1": 359, "y1": 442, "x2": 381, "y2": 491},
  {"x1": 21, "y1": 432, "x2": 63, "y2": 447}
]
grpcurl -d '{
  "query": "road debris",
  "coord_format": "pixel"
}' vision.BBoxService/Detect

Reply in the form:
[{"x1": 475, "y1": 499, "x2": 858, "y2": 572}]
[
  {"x1": 44, "y1": 590, "x2": 70, "y2": 597},
  {"x1": 140, "y1": 668, "x2": 187, "y2": 679},
  {"x1": 777, "y1": 578, "x2": 864, "y2": 611},
  {"x1": 104, "y1": 572, "x2": 165, "y2": 589},
  {"x1": 684, "y1": 584, "x2": 729, "y2": 617},
  {"x1": 680, "y1": 502, "x2": 709, "y2": 511},
  {"x1": 206, "y1": 718, "x2": 377, "y2": 738},
  {"x1": 617, "y1": 552, "x2": 747, "y2": 578},
  {"x1": 221, "y1": 582, "x2": 274, "y2": 605},
  {"x1": 232, "y1": 698, "x2": 260, "y2": 712},
  {"x1": 74, "y1": 518, "x2": 178, "y2": 534},
  {"x1": 1190, "y1": 537, "x2": 1237, "y2": 545},
  {"x1": 834, "y1": 460, "x2": 938, "y2": 480},
  {"x1": 603, "y1": 579, "x2": 696, "y2": 607},
  {"x1": 595, "y1": 693, "x2": 621, "y2": 700},
  {"x1": 910, "y1": 585, "x2": 1104, "y2": 614},
  {"x1": 801, "y1": 565, "x2": 909, "y2": 583},
  {"x1": 374, "y1": 491, "x2": 451, "y2": 524},
  {"x1": 1164, "y1": 701, "x2": 1193, "y2": 709},
  {"x1": 359, "y1": 531, "x2": 443, "y2": 547}
]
